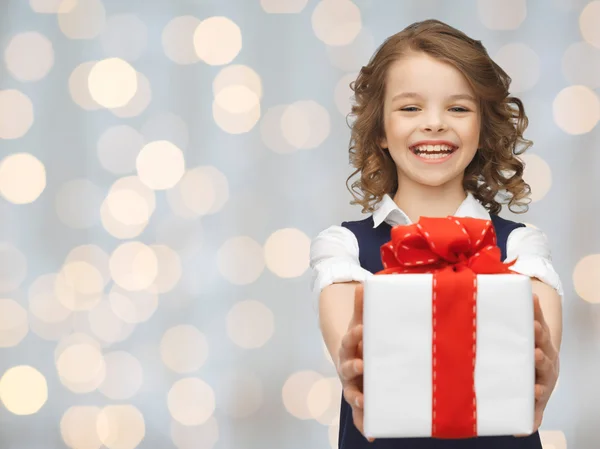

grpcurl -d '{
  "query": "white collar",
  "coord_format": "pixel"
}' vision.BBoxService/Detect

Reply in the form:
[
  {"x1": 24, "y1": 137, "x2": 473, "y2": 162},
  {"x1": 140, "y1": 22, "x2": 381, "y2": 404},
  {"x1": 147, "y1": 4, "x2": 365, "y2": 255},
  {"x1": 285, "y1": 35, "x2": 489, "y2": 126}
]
[{"x1": 372, "y1": 193, "x2": 491, "y2": 228}]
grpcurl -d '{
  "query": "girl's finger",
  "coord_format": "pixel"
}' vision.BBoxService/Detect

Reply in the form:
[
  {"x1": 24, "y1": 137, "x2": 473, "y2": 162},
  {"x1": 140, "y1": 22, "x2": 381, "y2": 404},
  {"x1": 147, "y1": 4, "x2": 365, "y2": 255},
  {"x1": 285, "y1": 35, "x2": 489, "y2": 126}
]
[
  {"x1": 339, "y1": 358, "x2": 364, "y2": 381},
  {"x1": 343, "y1": 384, "x2": 364, "y2": 409},
  {"x1": 339, "y1": 325, "x2": 363, "y2": 361}
]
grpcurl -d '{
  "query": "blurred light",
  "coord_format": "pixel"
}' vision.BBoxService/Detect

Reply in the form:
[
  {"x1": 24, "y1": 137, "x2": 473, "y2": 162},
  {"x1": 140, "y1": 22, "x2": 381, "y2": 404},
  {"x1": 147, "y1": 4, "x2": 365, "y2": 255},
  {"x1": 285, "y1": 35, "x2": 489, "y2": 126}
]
[
  {"x1": 580, "y1": 1, "x2": 600, "y2": 49},
  {"x1": 97, "y1": 125, "x2": 144, "y2": 175},
  {"x1": 0, "y1": 90, "x2": 34, "y2": 139},
  {"x1": 30, "y1": 0, "x2": 77, "y2": 14},
  {"x1": 0, "y1": 365, "x2": 48, "y2": 415},
  {"x1": 60, "y1": 406, "x2": 103, "y2": 449},
  {"x1": 0, "y1": 242, "x2": 27, "y2": 292},
  {"x1": 28, "y1": 273, "x2": 72, "y2": 323},
  {"x1": 213, "y1": 65, "x2": 263, "y2": 100},
  {"x1": 97, "y1": 405, "x2": 146, "y2": 449},
  {"x1": 109, "y1": 72, "x2": 152, "y2": 118},
  {"x1": 553, "y1": 85, "x2": 600, "y2": 134},
  {"x1": 105, "y1": 189, "x2": 151, "y2": 226},
  {"x1": 109, "y1": 241, "x2": 158, "y2": 291},
  {"x1": 99, "y1": 351, "x2": 143, "y2": 400},
  {"x1": 311, "y1": 0, "x2": 362, "y2": 46},
  {"x1": 281, "y1": 100, "x2": 331, "y2": 149},
  {"x1": 160, "y1": 325, "x2": 209, "y2": 373},
  {"x1": 308, "y1": 377, "x2": 342, "y2": 424},
  {"x1": 264, "y1": 228, "x2": 311, "y2": 278},
  {"x1": 149, "y1": 245, "x2": 182, "y2": 293},
  {"x1": 162, "y1": 16, "x2": 202, "y2": 65},
  {"x1": 168, "y1": 378, "x2": 215, "y2": 426},
  {"x1": 0, "y1": 153, "x2": 46, "y2": 204},
  {"x1": 55, "y1": 179, "x2": 104, "y2": 229},
  {"x1": 573, "y1": 254, "x2": 600, "y2": 303},
  {"x1": 100, "y1": 14, "x2": 147, "y2": 62},
  {"x1": 213, "y1": 100, "x2": 261, "y2": 134},
  {"x1": 167, "y1": 166, "x2": 229, "y2": 218},
  {"x1": 108, "y1": 284, "x2": 158, "y2": 324},
  {"x1": 215, "y1": 85, "x2": 260, "y2": 114},
  {"x1": 55, "y1": 261, "x2": 104, "y2": 311},
  {"x1": 88, "y1": 58, "x2": 138, "y2": 108},
  {"x1": 0, "y1": 298, "x2": 29, "y2": 347},
  {"x1": 217, "y1": 237, "x2": 264, "y2": 285},
  {"x1": 88, "y1": 299, "x2": 136, "y2": 344},
  {"x1": 58, "y1": 0, "x2": 106, "y2": 40},
  {"x1": 56, "y1": 342, "x2": 106, "y2": 393},
  {"x1": 260, "y1": 105, "x2": 298, "y2": 154},
  {"x1": 282, "y1": 371, "x2": 324, "y2": 419},
  {"x1": 69, "y1": 61, "x2": 102, "y2": 110},
  {"x1": 477, "y1": 0, "x2": 526, "y2": 30},
  {"x1": 521, "y1": 154, "x2": 552, "y2": 203},
  {"x1": 4, "y1": 31, "x2": 54, "y2": 82},
  {"x1": 136, "y1": 140, "x2": 186, "y2": 190},
  {"x1": 226, "y1": 300, "x2": 274, "y2": 348},
  {"x1": 193, "y1": 17, "x2": 242, "y2": 66}
]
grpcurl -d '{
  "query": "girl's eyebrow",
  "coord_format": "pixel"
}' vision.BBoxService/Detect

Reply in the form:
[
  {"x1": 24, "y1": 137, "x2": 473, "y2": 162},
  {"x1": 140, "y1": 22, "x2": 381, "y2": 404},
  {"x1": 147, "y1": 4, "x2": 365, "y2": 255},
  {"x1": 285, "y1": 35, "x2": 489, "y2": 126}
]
[{"x1": 391, "y1": 92, "x2": 477, "y2": 104}]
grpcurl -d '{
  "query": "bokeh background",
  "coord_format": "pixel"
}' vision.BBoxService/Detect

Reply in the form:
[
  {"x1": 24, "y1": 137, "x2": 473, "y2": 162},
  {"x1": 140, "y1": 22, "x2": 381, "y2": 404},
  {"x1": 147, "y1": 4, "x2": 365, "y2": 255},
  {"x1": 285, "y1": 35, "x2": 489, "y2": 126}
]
[{"x1": 0, "y1": 0, "x2": 599, "y2": 448}]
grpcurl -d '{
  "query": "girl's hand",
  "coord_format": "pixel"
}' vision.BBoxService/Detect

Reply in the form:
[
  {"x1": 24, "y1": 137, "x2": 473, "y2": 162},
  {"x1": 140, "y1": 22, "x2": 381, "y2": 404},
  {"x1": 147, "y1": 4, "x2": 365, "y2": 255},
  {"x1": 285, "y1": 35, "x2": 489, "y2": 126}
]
[
  {"x1": 516, "y1": 293, "x2": 560, "y2": 437},
  {"x1": 337, "y1": 284, "x2": 374, "y2": 442}
]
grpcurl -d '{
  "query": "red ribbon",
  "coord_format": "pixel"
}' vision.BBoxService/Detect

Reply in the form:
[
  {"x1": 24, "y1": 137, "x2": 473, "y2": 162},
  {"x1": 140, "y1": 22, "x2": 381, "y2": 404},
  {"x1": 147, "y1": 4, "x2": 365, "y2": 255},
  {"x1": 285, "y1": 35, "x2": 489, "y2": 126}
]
[{"x1": 376, "y1": 216, "x2": 515, "y2": 439}]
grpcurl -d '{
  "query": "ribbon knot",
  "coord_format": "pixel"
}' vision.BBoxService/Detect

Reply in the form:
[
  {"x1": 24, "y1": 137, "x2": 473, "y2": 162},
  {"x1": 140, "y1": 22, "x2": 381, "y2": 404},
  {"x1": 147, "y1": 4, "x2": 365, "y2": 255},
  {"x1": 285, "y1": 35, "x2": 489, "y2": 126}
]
[{"x1": 377, "y1": 216, "x2": 514, "y2": 276}]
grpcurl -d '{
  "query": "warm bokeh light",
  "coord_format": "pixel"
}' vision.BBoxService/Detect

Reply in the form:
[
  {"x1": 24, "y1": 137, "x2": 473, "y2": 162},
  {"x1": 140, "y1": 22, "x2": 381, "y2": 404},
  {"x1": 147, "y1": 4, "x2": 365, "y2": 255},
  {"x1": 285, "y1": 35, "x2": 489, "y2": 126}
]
[
  {"x1": 226, "y1": 300, "x2": 274, "y2": 348},
  {"x1": 281, "y1": 100, "x2": 331, "y2": 149},
  {"x1": 171, "y1": 417, "x2": 219, "y2": 449},
  {"x1": 0, "y1": 242, "x2": 27, "y2": 292},
  {"x1": 108, "y1": 285, "x2": 158, "y2": 324},
  {"x1": 477, "y1": 0, "x2": 526, "y2": 30},
  {"x1": 264, "y1": 228, "x2": 311, "y2": 278},
  {"x1": 260, "y1": 105, "x2": 298, "y2": 154},
  {"x1": 100, "y1": 14, "x2": 147, "y2": 62},
  {"x1": 88, "y1": 58, "x2": 138, "y2": 108},
  {"x1": 99, "y1": 351, "x2": 143, "y2": 400},
  {"x1": 28, "y1": 273, "x2": 73, "y2": 323},
  {"x1": 60, "y1": 406, "x2": 103, "y2": 449},
  {"x1": 282, "y1": 370, "x2": 324, "y2": 419},
  {"x1": 215, "y1": 85, "x2": 260, "y2": 115},
  {"x1": 88, "y1": 300, "x2": 136, "y2": 344},
  {"x1": 168, "y1": 378, "x2": 215, "y2": 426},
  {"x1": 0, "y1": 89, "x2": 34, "y2": 139},
  {"x1": 105, "y1": 188, "x2": 151, "y2": 226},
  {"x1": 55, "y1": 261, "x2": 104, "y2": 311},
  {"x1": 260, "y1": 0, "x2": 308, "y2": 13},
  {"x1": 58, "y1": 0, "x2": 106, "y2": 40},
  {"x1": 307, "y1": 377, "x2": 342, "y2": 424},
  {"x1": 109, "y1": 71, "x2": 152, "y2": 118},
  {"x1": 162, "y1": 16, "x2": 202, "y2": 65},
  {"x1": 0, "y1": 153, "x2": 46, "y2": 204},
  {"x1": 311, "y1": 0, "x2": 362, "y2": 46},
  {"x1": 168, "y1": 166, "x2": 229, "y2": 217},
  {"x1": 521, "y1": 154, "x2": 552, "y2": 202},
  {"x1": 55, "y1": 179, "x2": 104, "y2": 229},
  {"x1": 30, "y1": 0, "x2": 77, "y2": 14},
  {"x1": 0, "y1": 365, "x2": 48, "y2": 415},
  {"x1": 160, "y1": 325, "x2": 209, "y2": 373},
  {"x1": 193, "y1": 16, "x2": 242, "y2": 66},
  {"x1": 573, "y1": 254, "x2": 600, "y2": 303},
  {"x1": 136, "y1": 140, "x2": 186, "y2": 190},
  {"x1": 56, "y1": 342, "x2": 106, "y2": 393},
  {"x1": 97, "y1": 125, "x2": 144, "y2": 175},
  {"x1": 109, "y1": 241, "x2": 158, "y2": 291},
  {"x1": 553, "y1": 85, "x2": 600, "y2": 134},
  {"x1": 213, "y1": 65, "x2": 263, "y2": 101},
  {"x1": 213, "y1": 99, "x2": 261, "y2": 134},
  {"x1": 580, "y1": 1, "x2": 600, "y2": 49},
  {"x1": 217, "y1": 237, "x2": 265, "y2": 285},
  {"x1": 0, "y1": 298, "x2": 29, "y2": 347},
  {"x1": 148, "y1": 245, "x2": 182, "y2": 293},
  {"x1": 4, "y1": 31, "x2": 54, "y2": 82},
  {"x1": 540, "y1": 430, "x2": 567, "y2": 449},
  {"x1": 69, "y1": 61, "x2": 102, "y2": 110},
  {"x1": 97, "y1": 405, "x2": 146, "y2": 449}
]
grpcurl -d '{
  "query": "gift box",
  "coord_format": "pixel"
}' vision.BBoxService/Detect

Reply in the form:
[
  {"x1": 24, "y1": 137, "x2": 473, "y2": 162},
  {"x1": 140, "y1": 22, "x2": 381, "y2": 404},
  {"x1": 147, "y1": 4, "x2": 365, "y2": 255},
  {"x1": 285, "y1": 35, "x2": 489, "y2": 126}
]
[{"x1": 363, "y1": 216, "x2": 535, "y2": 439}]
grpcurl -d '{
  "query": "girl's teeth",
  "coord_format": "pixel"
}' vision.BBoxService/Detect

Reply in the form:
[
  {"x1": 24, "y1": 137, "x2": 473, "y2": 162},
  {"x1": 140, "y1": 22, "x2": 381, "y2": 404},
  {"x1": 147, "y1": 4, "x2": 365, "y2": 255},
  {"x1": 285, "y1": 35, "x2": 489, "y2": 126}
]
[{"x1": 416, "y1": 152, "x2": 450, "y2": 159}]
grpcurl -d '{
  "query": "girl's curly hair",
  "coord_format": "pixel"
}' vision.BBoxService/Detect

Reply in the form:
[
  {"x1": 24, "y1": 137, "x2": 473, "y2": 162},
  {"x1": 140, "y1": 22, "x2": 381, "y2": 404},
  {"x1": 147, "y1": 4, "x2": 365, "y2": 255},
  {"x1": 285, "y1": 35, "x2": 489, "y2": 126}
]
[{"x1": 346, "y1": 19, "x2": 532, "y2": 215}]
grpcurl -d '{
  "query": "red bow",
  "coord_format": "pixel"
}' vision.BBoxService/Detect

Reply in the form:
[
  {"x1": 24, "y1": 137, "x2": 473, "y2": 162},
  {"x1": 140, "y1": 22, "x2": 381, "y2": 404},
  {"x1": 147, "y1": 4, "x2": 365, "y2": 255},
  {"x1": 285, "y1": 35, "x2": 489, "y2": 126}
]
[{"x1": 376, "y1": 216, "x2": 515, "y2": 439}]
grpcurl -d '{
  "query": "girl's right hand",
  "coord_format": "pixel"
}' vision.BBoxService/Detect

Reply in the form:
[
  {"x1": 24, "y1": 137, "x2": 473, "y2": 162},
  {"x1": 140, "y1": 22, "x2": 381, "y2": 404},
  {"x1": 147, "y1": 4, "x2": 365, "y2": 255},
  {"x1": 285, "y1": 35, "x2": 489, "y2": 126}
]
[{"x1": 337, "y1": 284, "x2": 374, "y2": 442}]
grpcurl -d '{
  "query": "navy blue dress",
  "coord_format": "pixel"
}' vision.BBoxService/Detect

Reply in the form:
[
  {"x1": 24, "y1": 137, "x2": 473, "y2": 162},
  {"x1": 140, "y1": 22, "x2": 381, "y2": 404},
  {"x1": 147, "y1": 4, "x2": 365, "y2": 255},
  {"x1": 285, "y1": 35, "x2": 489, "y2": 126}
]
[{"x1": 339, "y1": 215, "x2": 542, "y2": 449}]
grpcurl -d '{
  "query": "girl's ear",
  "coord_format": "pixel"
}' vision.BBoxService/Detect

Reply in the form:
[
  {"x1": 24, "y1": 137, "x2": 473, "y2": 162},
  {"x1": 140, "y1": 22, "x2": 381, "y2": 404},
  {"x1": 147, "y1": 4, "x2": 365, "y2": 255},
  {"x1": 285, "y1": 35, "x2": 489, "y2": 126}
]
[{"x1": 380, "y1": 136, "x2": 388, "y2": 149}]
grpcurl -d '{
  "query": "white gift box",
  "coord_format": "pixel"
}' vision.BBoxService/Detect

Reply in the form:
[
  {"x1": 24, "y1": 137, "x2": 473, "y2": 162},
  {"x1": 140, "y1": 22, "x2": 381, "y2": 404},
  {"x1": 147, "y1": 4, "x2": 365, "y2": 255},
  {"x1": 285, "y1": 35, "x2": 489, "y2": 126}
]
[{"x1": 363, "y1": 273, "x2": 535, "y2": 439}]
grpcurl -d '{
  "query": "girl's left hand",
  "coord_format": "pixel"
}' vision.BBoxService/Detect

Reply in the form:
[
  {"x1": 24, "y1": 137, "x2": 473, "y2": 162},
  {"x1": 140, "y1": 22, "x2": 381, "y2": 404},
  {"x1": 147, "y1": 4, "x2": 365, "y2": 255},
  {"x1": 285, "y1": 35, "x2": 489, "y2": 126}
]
[{"x1": 532, "y1": 293, "x2": 560, "y2": 432}]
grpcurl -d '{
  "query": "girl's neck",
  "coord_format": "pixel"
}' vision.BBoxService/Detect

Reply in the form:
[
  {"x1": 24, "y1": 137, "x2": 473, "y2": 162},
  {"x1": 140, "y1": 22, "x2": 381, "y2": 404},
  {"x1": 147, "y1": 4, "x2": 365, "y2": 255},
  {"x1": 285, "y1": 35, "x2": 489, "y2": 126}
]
[{"x1": 392, "y1": 179, "x2": 467, "y2": 223}]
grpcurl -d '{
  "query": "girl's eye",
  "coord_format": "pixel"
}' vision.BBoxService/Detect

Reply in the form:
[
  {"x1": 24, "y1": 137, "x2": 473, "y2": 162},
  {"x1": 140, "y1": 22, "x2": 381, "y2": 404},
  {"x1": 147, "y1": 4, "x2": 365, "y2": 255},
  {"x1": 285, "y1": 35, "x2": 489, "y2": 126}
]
[
  {"x1": 399, "y1": 107, "x2": 470, "y2": 112},
  {"x1": 450, "y1": 107, "x2": 469, "y2": 112},
  {"x1": 400, "y1": 107, "x2": 419, "y2": 112}
]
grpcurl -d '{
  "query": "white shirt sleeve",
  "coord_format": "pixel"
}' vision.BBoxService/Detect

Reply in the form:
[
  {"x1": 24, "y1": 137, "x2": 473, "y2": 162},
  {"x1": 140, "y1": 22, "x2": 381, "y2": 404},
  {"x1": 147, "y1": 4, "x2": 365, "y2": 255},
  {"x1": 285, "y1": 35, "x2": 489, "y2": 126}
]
[
  {"x1": 309, "y1": 225, "x2": 373, "y2": 294},
  {"x1": 506, "y1": 226, "x2": 564, "y2": 298}
]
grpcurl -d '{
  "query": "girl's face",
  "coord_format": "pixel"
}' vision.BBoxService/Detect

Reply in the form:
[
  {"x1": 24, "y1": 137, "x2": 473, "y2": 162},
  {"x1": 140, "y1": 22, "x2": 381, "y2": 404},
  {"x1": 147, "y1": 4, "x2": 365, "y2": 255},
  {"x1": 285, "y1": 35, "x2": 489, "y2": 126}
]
[{"x1": 380, "y1": 51, "x2": 481, "y2": 191}]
